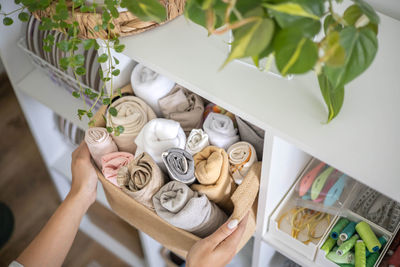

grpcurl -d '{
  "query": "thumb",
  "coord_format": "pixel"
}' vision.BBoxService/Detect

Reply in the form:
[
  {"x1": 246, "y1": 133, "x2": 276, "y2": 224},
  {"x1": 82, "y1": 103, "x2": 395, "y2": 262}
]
[{"x1": 205, "y1": 215, "x2": 244, "y2": 247}]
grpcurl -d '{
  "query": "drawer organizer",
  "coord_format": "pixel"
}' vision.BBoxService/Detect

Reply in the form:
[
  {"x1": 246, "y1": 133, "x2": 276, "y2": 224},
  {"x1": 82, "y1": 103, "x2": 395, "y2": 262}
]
[
  {"x1": 91, "y1": 85, "x2": 261, "y2": 258},
  {"x1": 268, "y1": 158, "x2": 400, "y2": 266}
]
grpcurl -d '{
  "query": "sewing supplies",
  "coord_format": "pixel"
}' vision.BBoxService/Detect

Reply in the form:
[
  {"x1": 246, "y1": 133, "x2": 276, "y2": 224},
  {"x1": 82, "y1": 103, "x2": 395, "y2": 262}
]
[
  {"x1": 356, "y1": 221, "x2": 381, "y2": 253},
  {"x1": 331, "y1": 218, "x2": 350, "y2": 240},
  {"x1": 321, "y1": 237, "x2": 337, "y2": 254},
  {"x1": 366, "y1": 236, "x2": 387, "y2": 257},
  {"x1": 355, "y1": 240, "x2": 367, "y2": 267},
  {"x1": 366, "y1": 252, "x2": 380, "y2": 267},
  {"x1": 337, "y1": 234, "x2": 359, "y2": 256},
  {"x1": 311, "y1": 167, "x2": 334, "y2": 200},
  {"x1": 314, "y1": 176, "x2": 338, "y2": 203},
  {"x1": 340, "y1": 221, "x2": 357, "y2": 241},
  {"x1": 299, "y1": 162, "x2": 326, "y2": 196},
  {"x1": 324, "y1": 174, "x2": 346, "y2": 207},
  {"x1": 327, "y1": 247, "x2": 355, "y2": 264}
]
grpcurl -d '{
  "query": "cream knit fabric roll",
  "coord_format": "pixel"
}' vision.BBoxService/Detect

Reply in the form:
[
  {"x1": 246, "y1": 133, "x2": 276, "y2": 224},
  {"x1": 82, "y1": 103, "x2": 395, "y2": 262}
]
[
  {"x1": 227, "y1": 142, "x2": 257, "y2": 185},
  {"x1": 235, "y1": 116, "x2": 265, "y2": 160},
  {"x1": 101, "y1": 152, "x2": 134, "y2": 186},
  {"x1": 185, "y1": 129, "x2": 209, "y2": 155},
  {"x1": 153, "y1": 181, "x2": 227, "y2": 238},
  {"x1": 106, "y1": 96, "x2": 156, "y2": 154},
  {"x1": 158, "y1": 85, "x2": 204, "y2": 134},
  {"x1": 130, "y1": 63, "x2": 175, "y2": 116},
  {"x1": 85, "y1": 127, "x2": 118, "y2": 168},
  {"x1": 203, "y1": 112, "x2": 240, "y2": 150},
  {"x1": 135, "y1": 118, "x2": 186, "y2": 171},
  {"x1": 117, "y1": 152, "x2": 165, "y2": 210}
]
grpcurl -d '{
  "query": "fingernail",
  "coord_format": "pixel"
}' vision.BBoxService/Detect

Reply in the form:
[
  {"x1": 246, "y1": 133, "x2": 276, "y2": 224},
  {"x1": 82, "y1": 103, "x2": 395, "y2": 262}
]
[{"x1": 227, "y1": 219, "x2": 238, "y2": 229}]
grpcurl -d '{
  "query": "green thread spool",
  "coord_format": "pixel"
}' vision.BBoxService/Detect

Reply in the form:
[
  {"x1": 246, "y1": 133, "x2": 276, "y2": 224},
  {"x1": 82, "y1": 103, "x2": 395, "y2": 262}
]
[
  {"x1": 327, "y1": 248, "x2": 355, "y2": 264},
  {"x1": 366, "y1": 253, "x2": 379, "y2": 267},
  {"x1": 331, "y1": 218, "x2": 350, "y2": 240},
  {"x1": 337, "y1": 234, "x2": 359, "y2": 256},
  {"x1": 340, "y1": 221, "x2": 357, "y2": 241},
  {"x1": 366, "y1": 236, "x2": 387, "y2": 257},
  {"x1": 322, "y1": 237, "x2": 336, "y2": 254},
  {"x1": 337, "y1": 238, "x2": 344, "y2": 246},
  {"x1": 355, "y1": 240, "x2": 366, "y2": 267},
  {"x1": 356, "y1": 221, "x2": 381, "y2": 253}
]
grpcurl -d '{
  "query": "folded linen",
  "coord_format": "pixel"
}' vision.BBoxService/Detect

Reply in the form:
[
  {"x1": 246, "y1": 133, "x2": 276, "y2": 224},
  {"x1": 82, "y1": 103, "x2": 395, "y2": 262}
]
[
  {"x1": 135, "y1": 118, "x2": 186, "y2": 170},
  {"x1": 227, "y1": 142, "x2": 258, "y2": 185},
  {"x1": 117, "y1": 152, "x2": 165, "y2": 210},
  {"x1": 101, "y1": 152, "x2": 134, "y2": 186},
  {"x1": 85, "y1": 127, "x2": 118, "y2": 168},
  {"x1": 185, "y1": 129, "x2": 209, "y2": 155},
  {"x1": 153, "y1": 181, "x2": 227, "y2": 238},
  {"x1": 203, "y1": 112, "x2": 240, "y2": 150},
  {"x1": 106, "y1": 96, "x2": 156, "y2": 154},
  {"x1": 236, "y1": 116, "x2": 265, "y2": 160},
  {"x1": 191, "y1": 146, "x2": 236, "y2": 213},
  {"x1": 203, "y1": 103, "x2": 237, "y2": 127},
  {"x1": 158, "y1": 85, "x2": 204, "y2": 134},
  {"x1": 162, "y1": 148, "x2": 196, "y2": 185},
  {"x1": 130, "y1": 63, "x2": 175, "y2": 116}
]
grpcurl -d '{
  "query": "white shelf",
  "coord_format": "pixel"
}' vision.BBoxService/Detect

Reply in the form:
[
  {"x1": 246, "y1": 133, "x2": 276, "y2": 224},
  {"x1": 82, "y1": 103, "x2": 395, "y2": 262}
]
[
  {"x1": 120, "y1": 11, "x2": 400, "y2": 202},
  {"x1": 16, "y1": 69, "x2": 89, "y2": 130}
]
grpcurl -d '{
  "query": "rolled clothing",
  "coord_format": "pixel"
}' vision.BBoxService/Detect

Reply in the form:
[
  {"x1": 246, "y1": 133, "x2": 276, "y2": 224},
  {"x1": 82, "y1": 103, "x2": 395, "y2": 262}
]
[
  {"x1": 203, "y1": 103, "x2": 237, "y2": 127},
  {"x1": 106, "y1": 96, "x2": 156, "y2": 154},
  {"x1": 191, "y1": 146, "x2": 236, "y2": 213},
  {"x1": 153, "y1": 181, "x2": 227, "y2": 238},
  {"x1": 185, "y1": 129, "x2": 209, "y2": 155},
  {"x1": 162, "y1": 148, "x2": 196, "y2": 185},
  {"x1": 85, "y1": 127, "x2": 118, "y2": 168},
  {"x1": 135, "y1": 118, "x2": 186, "y2": 171},
  {"x1": 130, "y1": 63, "x2": 175, "y2": 116},
  {"x1": 158, "y1": 85, "x2": 204, "y2": 134},
  {"x1": 101, "y1": 152, "x2": 134, "y2": 186},
  {"x1": 227, "y1": 142, "x2": 258, "y2": 185},
  {"x1": 203, "y1": 112, "x2": 240, "y2": 150},
  {"x1": 236, "y1": 116, "x2": 265, "y2": 160},
  {"x1": 117, "y1": 152, "x2": 165, "y2": 210}
]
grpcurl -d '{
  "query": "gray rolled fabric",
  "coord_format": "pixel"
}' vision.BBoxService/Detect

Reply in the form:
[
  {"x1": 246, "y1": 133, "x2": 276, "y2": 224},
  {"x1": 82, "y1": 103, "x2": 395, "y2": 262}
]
[
  {"x1": 162, "y1": 148, "x2": 196, "y2": 185},
  {"x1": 153, "y1": 181, "x2": 228, "y2": 238},
  {"x1": 235, "y1": 116, "x2": 265, "y2": 160}
]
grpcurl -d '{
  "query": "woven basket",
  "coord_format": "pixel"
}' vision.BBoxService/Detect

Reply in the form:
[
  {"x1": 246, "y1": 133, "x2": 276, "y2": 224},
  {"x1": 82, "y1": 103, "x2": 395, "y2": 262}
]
[{"x1": 32, "y1": 0, "x2": 185, "y2": 39}]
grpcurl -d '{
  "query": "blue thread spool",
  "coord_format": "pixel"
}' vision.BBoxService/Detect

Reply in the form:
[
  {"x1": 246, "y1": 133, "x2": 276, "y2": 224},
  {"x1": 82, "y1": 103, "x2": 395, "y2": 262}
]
[{"x1": 340, "y1": 221, "x2": 357, "y2": 241}]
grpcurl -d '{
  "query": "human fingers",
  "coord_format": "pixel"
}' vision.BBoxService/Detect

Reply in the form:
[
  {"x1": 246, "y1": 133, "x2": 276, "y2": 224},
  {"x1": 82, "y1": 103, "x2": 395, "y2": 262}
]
[
  {"x1": 215, "y1": 213, "x2": 249, "y2": 252},
  {"x1": 204, "y1": 214, "x2": 245, "y2": 248}
]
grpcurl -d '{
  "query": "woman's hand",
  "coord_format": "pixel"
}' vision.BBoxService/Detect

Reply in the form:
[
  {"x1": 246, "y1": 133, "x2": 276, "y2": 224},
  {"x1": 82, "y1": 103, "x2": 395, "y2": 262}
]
[
  {"x1": 186, "y1": 214, "x2": 249, "y2": 267},
  {"x1": 69, "y1": 142, "x2": 98, "y2": 207}
]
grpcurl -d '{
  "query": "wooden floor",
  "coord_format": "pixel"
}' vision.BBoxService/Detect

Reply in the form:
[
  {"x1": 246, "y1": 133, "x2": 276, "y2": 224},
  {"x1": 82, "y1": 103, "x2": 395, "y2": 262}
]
[{"x1": 0, "y1": 74, "x2": 131, "y2": 267}]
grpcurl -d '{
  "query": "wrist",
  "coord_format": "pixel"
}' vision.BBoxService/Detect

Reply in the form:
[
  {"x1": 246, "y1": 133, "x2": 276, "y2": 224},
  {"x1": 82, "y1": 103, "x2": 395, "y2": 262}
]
[{"x1": 66, "y1": 189, "x2": 95, "y2": 212}]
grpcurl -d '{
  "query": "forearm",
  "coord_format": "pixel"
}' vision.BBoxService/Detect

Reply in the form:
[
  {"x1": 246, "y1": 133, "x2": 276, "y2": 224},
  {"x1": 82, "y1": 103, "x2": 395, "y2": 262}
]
[{"x1": 17, "y1": 192, "x2": 91, "y2": 267}]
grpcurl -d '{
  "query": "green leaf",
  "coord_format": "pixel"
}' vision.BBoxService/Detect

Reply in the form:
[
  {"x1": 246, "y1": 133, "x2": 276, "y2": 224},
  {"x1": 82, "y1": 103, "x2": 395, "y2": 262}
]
[
  {"x1": 57, "y1": 40, "x2": 71, "y2": 52},
  {"x1": 98, "y1": 53, "x2": 108, "y2": 63},
  {"x1": 74, "y1": 54, "x2": 85, "y2": 66},
  {"x1": 343, "y1": 5, "x2": 363, "y2": 25},
  {"x1": 87, "y1": 111, "x2": 93, "y2": 118},
  {"x1": 18, "y1": 12, "x2": 29, "y2": 22},
  {"x1": 323, "y1": 31, "x2": 346, "y2": 67},
  {"x1": 223, "y1": 13, "x2": 275, "y2": 67},
  {"x1": 108, "y1": 107, "x2": 118, "y2": 117},
  {"x1": 113, "y1": 56, "x2": 120, "y2": 65},
  {"x1": 112, "y1": 69, "x2": 120, "y2": 76},
  {"x1": 117, "y1": 125, "x2": 124, "y2": 134},
  {"x1": 76, "y1": 67, "x2": 86, "y2": 76},
  {"x1": 3, "y1": 17, "x2": 13, "y2": 26},
  {"x1": 114, "y1": 44, "x2": 125, "y2": 53},
  {"x1": 184, "y1": 0, "x2": 206, "y2": 28},
  {"x1": 106, "y1": 127, "x2": 113, "y2": 133},
  {"x1": 323, "y1": 26, "x2": 378, "y2": 89},
  {"x1": 82, "y1": 39, "x2": 95, "y2": 50},
  {"x1": 121, "y1": 0, "x2": 166, "y2": 23},
  {"x1": 88, "y1": 120, "x2": 95, "y2": 127},
  {"x1": 94, "y1": 25, "x2": 100, "y2": 32},
  {"x1": 103, "y1": 98, "x2": 111, "y2": 105},
  {"x1": 60, "y1": 57, "x2": 70, "y2": 70},
  {"x1": 274, "y1": 27, "x2": 318, "y2": 75},
  {"x1": 324, "y1": 14, "x2": 342, "y2": 35},
  {"x1": 318, "y1": 71, "x2": 345, "y2": 122},
  {"x1": 72, "y1": 91, "x2": 81, "y2": 98},
  {"x1": 352, "y1": 0, "x2": 380, "y2": 24},
  {"x1": 264, "y1": 3, "x2": 320, "y2": 20}
]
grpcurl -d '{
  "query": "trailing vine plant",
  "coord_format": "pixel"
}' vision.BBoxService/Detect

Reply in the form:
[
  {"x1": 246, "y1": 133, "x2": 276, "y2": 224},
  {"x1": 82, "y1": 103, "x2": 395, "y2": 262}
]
[
  {"x1": 1, "y1": 0, "x2": 380, "y2": 123},
  {"x1": 185, "y1": 0, "x2": 379, "y2": 122}
]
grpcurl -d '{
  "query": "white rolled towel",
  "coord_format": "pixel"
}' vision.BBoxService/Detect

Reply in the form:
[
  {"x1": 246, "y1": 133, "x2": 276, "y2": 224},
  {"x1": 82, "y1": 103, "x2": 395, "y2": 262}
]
[
  {"x1": 131, "y1": 63, "x2": 175, "y2": 116},
  {"x1": 203, "y1": 112, "x2": 240, "y2": 150},
  {"x1": 227, "y1": 141, "x2": 257, "y2": 184},
  {"x1": 85, "y1": 127, "x2": 118, "y2": 168},
  {"x1": 185, "y1": 129, "x2": 209, "y2": 155},
  {"x1": 135, "y1": 118, "x2": 186, "y2": 170}
]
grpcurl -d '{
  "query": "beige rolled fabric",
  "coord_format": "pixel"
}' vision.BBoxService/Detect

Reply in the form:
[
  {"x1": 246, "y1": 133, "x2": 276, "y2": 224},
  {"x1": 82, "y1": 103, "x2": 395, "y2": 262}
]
[
  {"x1": 191, "y1": 146, "x2": 236, "y2": 213},
  {"x1": 117, "y1": 152, "x2": 165, "y2": 210},
  {"x1": 85, "y1": 127, "x2": 118, "y2": 168},
  {"x1": 153, "y1": 181, "x2": 228, "y2": 238},
  {"x1": 227, "y1": 142, "x2": 258, "y2": 185},
  {"x1": 106, "y1": 96, "x2": 156, "y2": 154},
  {"x1": 158, "y1": 85, "x2": 204, "y2": 134}
]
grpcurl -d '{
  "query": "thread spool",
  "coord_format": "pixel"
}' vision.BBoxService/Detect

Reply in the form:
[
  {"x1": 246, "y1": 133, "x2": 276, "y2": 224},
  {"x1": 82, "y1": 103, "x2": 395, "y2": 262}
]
[
  {"x1": 366, "y1": 252, "x2": 380, "y2": 267},
  {"x1": 331, "y1": 218, "x2": 350, "y2": 240},
  {"x1": 340, "y1": 221, "x2": 357, "y2": 241},
  {"x1": 337, "y1": 234, "x2": 359, "y2": 256},
  {"x1": 337, "y1": 238, "x2": 344, "y2": 246},
  {"x1": 321, "y1": 237, "x2": 336, "y2": 254},
  {"x1": 327, "y1": 247, "x2": 355, "y2": 264},
  {"x1": 366, "y1": 236, "x2": 387, "y2": 257},
  {"x1": 356, "y1": 221, "x2": 381, "y2": 253},
  {"x1": 355, "y1": 240, "x2": 367, "y2": 267}
]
